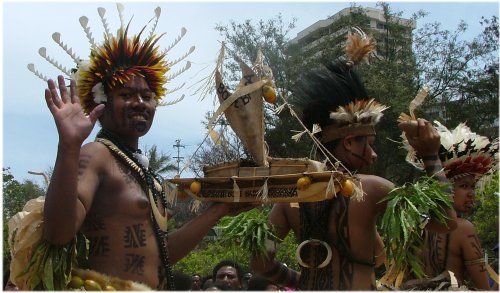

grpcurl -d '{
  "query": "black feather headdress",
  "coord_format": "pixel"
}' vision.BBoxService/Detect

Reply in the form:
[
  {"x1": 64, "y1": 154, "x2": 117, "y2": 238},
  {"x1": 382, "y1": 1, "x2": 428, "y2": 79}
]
[{"x1": 293, "y1": 29, "x2": 388, "y2": 143}]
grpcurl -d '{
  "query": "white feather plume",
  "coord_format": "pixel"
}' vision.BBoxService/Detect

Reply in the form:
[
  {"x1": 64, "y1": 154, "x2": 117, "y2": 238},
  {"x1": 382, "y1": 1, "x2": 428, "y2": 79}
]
[
  {"x1": 97, "y1": 7, "x2": 112, "y2": 38},
  {"x1": 329, "y1": 98, "x2": 389, "y2": 126},
  {"x1": 79, "y1": 16, "x2": 96, "y2": 49},
  {"x1": 147, "y1": 7, "x2": 162, "y2": 39},
  {"x1": 52, "y1": 33, "x2": 81, "y2": 64},
  {"x1": 409, "y1": 86, "x2": 429, "y2": 119},
  {"x1": 162, "y1": 27, "x2": 187, "y2": 55},
  {"x1": 38, "y1": 47, "x2": 72, "y2": 77}
]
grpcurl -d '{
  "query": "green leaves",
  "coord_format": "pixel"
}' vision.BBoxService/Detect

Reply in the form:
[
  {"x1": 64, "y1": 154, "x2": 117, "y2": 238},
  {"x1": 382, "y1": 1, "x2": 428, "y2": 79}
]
[
  {"x1": 216, "y1": 208, "x2": 280, "y2": 260},
  {"x1": 472, "y1": 171, "x2": 499, "y2": 249},
  {"x1": 17, "y1": 233, "x2": 88, "y2": 290},
  {"x1": 380, "y1": 176, "x2": 453, "y2": 278}
]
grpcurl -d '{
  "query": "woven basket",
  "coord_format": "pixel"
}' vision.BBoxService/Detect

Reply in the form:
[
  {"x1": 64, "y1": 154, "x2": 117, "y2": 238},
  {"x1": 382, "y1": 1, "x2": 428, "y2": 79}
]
[
  {"x1": 167, "y1": 158, "x2": 348, "y2": 203},
  {"x1": 203, "y1": 158, "x2": 322, "y2": 178}
]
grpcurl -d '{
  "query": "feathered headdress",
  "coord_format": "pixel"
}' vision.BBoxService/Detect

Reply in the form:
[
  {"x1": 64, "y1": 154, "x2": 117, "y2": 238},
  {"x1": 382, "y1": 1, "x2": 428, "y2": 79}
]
[
  {"x1": 28, "y1": 3, "x2": 194, "y2": 114},
  {"x1": 293, "y1": 27, "x2": 388, "y2": 143},
  {"x1": 404, "y1": 121, "x2": 498, "y2": 185}
]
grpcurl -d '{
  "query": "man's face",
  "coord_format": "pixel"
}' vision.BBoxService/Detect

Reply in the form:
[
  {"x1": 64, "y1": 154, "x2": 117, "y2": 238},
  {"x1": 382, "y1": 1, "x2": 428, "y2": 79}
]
[
  {"x1": 242, "y1": 272, "x2": 252, "y2": 288},
  {"x1": 343, "y1": 135, "x2": 377, "y2": 173},
  {"x1": 191, "y1": 275, "x2": 201, "y2": 290},
  {"x1": 100, "y1": 76, "x2": 157, "y2": 139},
  {"x1": 452, "y1": 174, "x2": 476, "y2": 214},
  {"x1": 215, "y1": 265, "x2": 241, "y2": 290}
]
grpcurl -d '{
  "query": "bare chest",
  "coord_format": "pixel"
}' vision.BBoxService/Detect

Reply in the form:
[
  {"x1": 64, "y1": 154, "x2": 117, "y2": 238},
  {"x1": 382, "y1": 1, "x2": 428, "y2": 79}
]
[
  {"x1": 95, "y1": 158, "x2": 152, "y2": 216},
  {"x1": 81, "y1": 158, "x2": 163, "y2": 287}
]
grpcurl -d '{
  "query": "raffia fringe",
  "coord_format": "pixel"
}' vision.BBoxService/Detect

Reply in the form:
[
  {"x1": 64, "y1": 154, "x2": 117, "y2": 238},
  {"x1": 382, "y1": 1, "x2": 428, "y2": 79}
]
[
  {"x1": 232, "y1": 177, "x2": 240, "y2": 202},
  {"x1": 257, "y1": 178, "x2": 269, "y2": 202}
]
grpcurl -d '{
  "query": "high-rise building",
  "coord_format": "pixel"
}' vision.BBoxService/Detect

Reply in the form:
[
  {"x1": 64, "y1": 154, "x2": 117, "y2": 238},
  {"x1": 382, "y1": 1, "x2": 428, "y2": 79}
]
[{"x1": 290, "y1": 6, "x2": 416, "y2": 59}]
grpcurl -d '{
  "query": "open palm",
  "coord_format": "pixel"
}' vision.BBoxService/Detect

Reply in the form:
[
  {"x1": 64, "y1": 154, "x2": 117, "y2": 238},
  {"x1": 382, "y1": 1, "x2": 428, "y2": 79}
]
[{"x1": 45, "y1": 75, "x2": 105, "y2": 146}]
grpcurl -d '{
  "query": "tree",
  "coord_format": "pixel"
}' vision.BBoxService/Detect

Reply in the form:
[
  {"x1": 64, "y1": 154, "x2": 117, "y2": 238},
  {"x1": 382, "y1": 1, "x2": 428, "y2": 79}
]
[
  {"x1": 3, "y1": 168, "x2": 45, "y2": 221},
  {"x1": 144, "y1": 144, "x2": 177, "y2": 177},
  {"x1": 173, "y1": 238, "x2": 249, "y2": 276},
  {"x1": 471, "y1": 172, "x2": 499, "y2": 254},
  {"x1": 438, "y1": 16, "x2": 499, "y2": 138},
  {"x1": 413, "y1": 15, "x2": 499, "y2": 138}
]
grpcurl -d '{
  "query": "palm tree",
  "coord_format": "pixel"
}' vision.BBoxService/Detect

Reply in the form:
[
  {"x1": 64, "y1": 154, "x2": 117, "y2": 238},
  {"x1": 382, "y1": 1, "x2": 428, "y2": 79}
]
[{"x1": 144, "y1": 145, "x2": 177, "y2": 177}]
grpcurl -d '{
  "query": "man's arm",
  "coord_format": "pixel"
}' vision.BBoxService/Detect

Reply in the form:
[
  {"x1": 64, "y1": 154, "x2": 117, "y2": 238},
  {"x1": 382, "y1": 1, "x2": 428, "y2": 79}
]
[
  {"x1": 404, "y1": 119, "x2": 457, "y2": 233},
  {"x1": 459, "y1": 220, "x2": 493, "y2": 290},
  {"x1": 419, "y1": 154, "x2": 457, "y2": 232},
  {"x1": 250, "y1": 203, "x2": 300, "y2": 288},
  {"x1": 43, "y1": 76, "x2": 104, "y2": 244},
  {"x1": 44, "y1": 145, "x2": 86, "y2": 244},
  {"x1": 374, "y1": 229, "x2": 386, "y2": 268},
  {"x1": 167, "y1": 203, "x2": 253, "y2": 264}
]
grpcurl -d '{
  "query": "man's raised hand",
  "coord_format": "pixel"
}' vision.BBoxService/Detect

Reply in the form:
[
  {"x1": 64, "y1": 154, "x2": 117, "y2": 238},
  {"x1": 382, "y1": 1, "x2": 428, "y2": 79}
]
[{"x1": 44, "y1": 75, "x2": 105, "y2": 146}]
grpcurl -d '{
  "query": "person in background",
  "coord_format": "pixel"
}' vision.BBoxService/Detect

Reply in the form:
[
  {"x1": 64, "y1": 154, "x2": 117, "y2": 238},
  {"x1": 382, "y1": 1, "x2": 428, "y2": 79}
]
[
  {"x1": 241, "y1": 272, "x2": 253, "y2": 290},
  {"x1": 173, "y1": 271, "x2": 193, "y2": 290},
  {"x1": 403, "y1": 121, "x2": 498, "y2": 290},
  {"x1": 201, "y1": 275, "x2": 214, "y2": 290},
  {"x1": 190, "y1": 273, "x2": 203, "y2": 291},
  {"x1": 212, "y1": 260, "x2": 244, "y2": 290}
]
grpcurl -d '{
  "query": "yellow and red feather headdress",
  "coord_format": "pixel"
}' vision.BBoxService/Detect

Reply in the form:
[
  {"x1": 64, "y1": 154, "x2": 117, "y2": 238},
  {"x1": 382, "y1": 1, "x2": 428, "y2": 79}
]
[
  {"x1": 404, "y1": 121, "x2": 498, "y2": 186},
  {"x1": 28, "y1": 4, "x2": 194, "y2": 114},
  {"x1": 77, "y1": 25, "x2": 168, "y2": 113}
]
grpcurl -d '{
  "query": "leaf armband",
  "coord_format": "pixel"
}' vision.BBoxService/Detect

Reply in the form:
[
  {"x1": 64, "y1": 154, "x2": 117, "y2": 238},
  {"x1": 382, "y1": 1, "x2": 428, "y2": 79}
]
[
  {"x1": 379, "y1": 176, "x2": 453, "y2": 278},
  {"x1": 216, "y1": 209, "x2": 280, "y2": 260}
]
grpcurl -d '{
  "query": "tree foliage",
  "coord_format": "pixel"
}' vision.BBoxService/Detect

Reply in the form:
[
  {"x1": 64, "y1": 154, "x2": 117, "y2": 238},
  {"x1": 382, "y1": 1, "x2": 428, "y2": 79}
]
[
  {"x1": 414, "y1": 15, "x2": 499, "y2": 138},
  {"x1": 471, "y1": 172, "x2": 499, "y2": 252},
  {"x1": 144, "y1": 144, "x2": 177, "y2": 177},
  {"x1": 359, "y1": 3, "x2": 421, "y2": 183},
  {"x1": 3, "y1": 168, "x2": 45, "y2": 222},
  {"x1": 173, "y1": 239, "x2": 249, "y2": 277}
]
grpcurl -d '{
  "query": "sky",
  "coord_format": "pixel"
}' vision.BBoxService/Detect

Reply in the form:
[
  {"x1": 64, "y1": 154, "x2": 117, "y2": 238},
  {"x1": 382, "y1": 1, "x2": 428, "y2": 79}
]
[{"x1": 2, "y1": 0, "x2": 499, "y2": 188}]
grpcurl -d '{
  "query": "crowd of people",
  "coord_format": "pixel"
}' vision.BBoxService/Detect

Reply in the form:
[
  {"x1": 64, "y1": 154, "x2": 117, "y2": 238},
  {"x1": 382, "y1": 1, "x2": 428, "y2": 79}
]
[{"x1": 6, "y1": 3, "x2": 497, "y2": 291}]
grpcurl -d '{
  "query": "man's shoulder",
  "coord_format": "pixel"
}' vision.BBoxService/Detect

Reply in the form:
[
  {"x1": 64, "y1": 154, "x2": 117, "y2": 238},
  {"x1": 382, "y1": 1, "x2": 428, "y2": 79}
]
[
  {"x1": 357, "y1": 174, "x2": 394, "y2": 188},
  {"x1": 354, "y1": 174, "x2": 395, "y2": 203},
  {"x1": 447, "y1": 218, "x2": 477, "y2": 246},
  {"x1": 82, "y1": 140, "x2": 110, "y2": 152},
  {"x1": 80, "y1": 141, "x2": 112, "y2": 162},
  {"x1": 455, "y1": 218, "x2": 476, "y2": 233}
]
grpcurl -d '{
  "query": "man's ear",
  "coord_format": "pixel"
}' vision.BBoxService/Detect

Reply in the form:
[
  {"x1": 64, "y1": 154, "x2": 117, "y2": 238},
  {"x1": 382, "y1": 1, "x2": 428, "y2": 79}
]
[{"x1": 342, "y1": 135, "x2": 356, "y2": 152}]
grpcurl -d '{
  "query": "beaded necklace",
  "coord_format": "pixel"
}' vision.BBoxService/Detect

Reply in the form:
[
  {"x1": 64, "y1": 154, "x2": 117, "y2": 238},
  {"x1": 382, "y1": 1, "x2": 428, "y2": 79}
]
[{"x1": 95, "y1": 128, "x2": 175, "y2": 290}]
